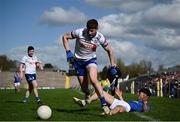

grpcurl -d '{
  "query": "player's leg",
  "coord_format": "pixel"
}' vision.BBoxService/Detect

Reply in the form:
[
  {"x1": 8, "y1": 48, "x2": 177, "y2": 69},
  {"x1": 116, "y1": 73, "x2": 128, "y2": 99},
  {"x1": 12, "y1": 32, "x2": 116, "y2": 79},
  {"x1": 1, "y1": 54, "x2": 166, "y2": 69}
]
[
  {"x1": 32, "y1": 80, "x2": 41, "y2": 103},
  {"x1": 87, "y1": 65, "x2": 104, "y2": 99},
  {"x1": 87, "y1": 64, "x2": 110, "y2": 114},
  {"x1": 74, "y1": 60, "x2": 90, "y2": 99},
  {"x1": 85, "y1": 89, "x2": 115, "y2": 105},
  {"x1": 14, "y1": 83, "x2": 18, "y2": 93},
  {"x1": 73, "y1": 91, "x2": 99, "y2": 107},
  {"x1": 23, "y1": 83, "x2": 33, "y2": 103},
  {"x1": 102, "y1": 90, "x2": 114, "y2": 105},
  {"x1": 86, "y1": 91, "x2": 98, "y2": 103},
  {"x1": 77, "y1": 75, "x2": 90, "y2": 99},
  {"x1": 74, "y1": 92, "x2": 112, "y2": 108},
  {"x1": 16, "y1": 82, "x2": 20, "y2": 92}
]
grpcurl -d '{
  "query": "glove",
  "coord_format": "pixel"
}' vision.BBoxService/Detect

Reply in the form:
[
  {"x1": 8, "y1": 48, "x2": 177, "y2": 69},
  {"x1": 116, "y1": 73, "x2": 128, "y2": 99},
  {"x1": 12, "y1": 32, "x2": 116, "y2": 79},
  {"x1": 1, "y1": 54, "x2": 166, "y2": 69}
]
[
  {"x1": 110, "y1": 67, "x2": 118, "y2": 76},
  {"x1": 66, "y1": 50, "x2": 74, "y2": 62}
]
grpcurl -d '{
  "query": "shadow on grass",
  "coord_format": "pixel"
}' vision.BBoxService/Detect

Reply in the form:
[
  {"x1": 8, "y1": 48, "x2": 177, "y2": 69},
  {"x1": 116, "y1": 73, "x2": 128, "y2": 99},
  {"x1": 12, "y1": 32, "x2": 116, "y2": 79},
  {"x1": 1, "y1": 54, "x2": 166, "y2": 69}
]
[
  {"x1": 54, "y1": 108, "x2": 106, "y2": 117},
  {"x1": 55, "y1": 108, "x2": 89, "y2": 113},
  {"x1": 6, "y1": 100, "x2": 23, "y2": 103}
]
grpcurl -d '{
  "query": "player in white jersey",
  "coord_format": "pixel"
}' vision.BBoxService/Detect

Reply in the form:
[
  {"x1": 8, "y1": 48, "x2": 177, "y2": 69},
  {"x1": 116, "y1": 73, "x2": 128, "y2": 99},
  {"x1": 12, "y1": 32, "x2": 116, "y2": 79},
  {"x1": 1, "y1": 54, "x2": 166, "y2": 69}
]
[
  {"x1": 19, "y1": 46, "x2": 43, "y2": 104},
  {"x1": 62, "y1": 19, "x2": 116, "y2": 114}
]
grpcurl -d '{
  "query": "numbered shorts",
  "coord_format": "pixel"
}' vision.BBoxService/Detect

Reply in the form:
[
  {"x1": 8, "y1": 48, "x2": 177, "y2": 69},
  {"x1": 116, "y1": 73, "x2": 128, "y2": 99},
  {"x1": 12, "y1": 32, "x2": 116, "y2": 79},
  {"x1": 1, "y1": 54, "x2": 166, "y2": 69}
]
[
  {"x1": 74, "y1": 58, "x2": 97, "y2": 76},
  {"x1": 25, "y1": 74, "x2": 36, "y2": 83}
]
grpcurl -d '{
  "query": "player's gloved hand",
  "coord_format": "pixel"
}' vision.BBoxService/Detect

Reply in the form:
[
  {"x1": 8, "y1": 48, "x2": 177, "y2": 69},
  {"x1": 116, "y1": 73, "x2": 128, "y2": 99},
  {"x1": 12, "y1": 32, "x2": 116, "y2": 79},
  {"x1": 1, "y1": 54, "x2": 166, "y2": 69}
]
[
  {"x1": 110, "y1": 66, "x2": 118, "y2": 76},
  {"x1": 66, "y1": 50, "x2": 74, "y2": 62}
]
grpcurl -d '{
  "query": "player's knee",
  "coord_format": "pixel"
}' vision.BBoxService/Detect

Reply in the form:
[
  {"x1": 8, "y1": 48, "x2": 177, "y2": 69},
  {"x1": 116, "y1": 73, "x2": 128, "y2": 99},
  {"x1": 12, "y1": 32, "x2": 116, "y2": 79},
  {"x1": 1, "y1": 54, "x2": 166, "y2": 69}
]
[{"x1": 33, "y1": 83, "x2": 38, "y2": 88}]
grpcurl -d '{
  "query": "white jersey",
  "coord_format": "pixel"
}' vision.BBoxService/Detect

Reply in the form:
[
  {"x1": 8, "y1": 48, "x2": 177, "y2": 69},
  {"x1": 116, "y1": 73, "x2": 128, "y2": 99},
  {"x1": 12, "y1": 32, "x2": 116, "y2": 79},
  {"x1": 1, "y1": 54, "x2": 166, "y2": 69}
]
[
  {"x1": 20, "y1": 55, "x2": 38, "y2": 74},
  {"x1": 71, "y1": 28, "x2": 108, "y2": 60}
]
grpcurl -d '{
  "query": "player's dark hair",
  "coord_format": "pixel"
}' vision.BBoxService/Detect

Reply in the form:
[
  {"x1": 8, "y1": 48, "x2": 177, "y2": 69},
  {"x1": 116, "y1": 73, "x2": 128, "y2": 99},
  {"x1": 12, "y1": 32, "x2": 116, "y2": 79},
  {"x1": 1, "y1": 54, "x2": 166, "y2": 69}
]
[
  {"x1": 139, "y1": 88, "x2": 151, "y2": 97},
  {"x1": 86, "y1": 19, "x2": 98, "y2": 29},
  {"x1": 27, "y1": 46, "x2": 34, "y2": 51}
]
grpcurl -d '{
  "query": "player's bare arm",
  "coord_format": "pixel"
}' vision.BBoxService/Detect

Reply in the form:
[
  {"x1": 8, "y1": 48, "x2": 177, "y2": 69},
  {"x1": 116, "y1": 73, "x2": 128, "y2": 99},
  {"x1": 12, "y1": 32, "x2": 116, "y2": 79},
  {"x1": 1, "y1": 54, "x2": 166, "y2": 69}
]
[
  {"x1": 19, "y1": 63, "x2": 24, "y2": 80},
  {"x1": 36, "y1": 62, "x2": 44, "y2": 70},
  {"x1": 62, "y1": 33, "x2": 74, "y2": 51},
  {"x1": 142, "y1": 95, "x2": 149, "y2": 112},
  {"x1": 142, "y1": 101, "x2": 149, "y2": 112},
  {"x1": 115, "y1": 88, "x2": 124, "y2": 100},
  {"x1": 104, "y1": 45, "x2": 116, "y2": 67}
]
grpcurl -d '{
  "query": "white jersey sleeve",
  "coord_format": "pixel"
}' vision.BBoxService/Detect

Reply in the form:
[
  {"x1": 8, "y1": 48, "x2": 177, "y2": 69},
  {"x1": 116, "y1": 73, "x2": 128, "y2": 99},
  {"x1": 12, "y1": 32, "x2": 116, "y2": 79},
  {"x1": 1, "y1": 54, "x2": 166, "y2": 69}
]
[
  {"x1": 97, "y1": 32, "x2": 108, "y2": 48},
  {"x1": 71, "y1": 29, "x2": 80, "y2": 39},
  {"x1": 21, "y1": 56, "x2": 26, "y2": 64}
]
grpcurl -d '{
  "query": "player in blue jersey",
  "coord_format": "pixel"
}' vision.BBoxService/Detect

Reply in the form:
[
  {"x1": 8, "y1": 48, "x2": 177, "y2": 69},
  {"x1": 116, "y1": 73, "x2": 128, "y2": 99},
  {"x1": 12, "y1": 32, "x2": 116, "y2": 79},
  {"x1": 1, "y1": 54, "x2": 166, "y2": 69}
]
[
  {"x1": 74, "y1": 87, "x2": 151, "y2": 115},
  {"x1": 109, "y1": 87, "x2": 151, "y2": 114},
  {"x1": 14, "y1": 71, "x2": 21, "y2": 93},
  {"x1": 62, "y1": 19, "x2": 116, "y2": 114},
  {"x1": 19, "y1": 46, "x2": 43, "y2": 104}
]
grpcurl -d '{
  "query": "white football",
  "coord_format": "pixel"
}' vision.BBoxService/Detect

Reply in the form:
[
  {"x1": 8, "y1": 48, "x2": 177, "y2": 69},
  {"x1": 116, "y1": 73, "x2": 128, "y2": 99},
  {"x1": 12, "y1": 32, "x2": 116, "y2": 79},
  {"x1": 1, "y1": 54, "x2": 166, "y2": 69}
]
[{"x1": 37, "y1": 105, "x2": 52, "y2": 120}]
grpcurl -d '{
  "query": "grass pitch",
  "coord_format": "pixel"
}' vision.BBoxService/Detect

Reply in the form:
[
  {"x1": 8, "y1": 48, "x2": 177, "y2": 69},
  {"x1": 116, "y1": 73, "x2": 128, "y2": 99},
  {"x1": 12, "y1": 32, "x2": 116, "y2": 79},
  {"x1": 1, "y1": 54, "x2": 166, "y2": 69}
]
[{"x1": 0, "y1": 88, "x2": 180, "y2": 121}]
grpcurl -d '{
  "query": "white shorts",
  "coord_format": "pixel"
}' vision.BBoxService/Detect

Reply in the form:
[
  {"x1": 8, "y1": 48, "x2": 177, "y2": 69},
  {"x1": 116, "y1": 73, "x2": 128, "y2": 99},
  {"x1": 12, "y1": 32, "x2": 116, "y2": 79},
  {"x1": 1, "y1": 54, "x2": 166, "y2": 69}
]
[
  {"x1": 110, "y1": 99, "x2": 131, "y2": 112},
  {"x1": 14, "y1": 82, "x2": 20, "y2": 87}
]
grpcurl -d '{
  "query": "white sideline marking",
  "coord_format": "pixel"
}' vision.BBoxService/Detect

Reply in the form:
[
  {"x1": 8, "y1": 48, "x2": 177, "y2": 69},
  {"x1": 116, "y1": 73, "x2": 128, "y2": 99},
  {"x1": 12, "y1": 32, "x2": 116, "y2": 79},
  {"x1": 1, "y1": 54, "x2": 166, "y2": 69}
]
[
  {"x1": 0, "y1": 87, "x2": 55, "y2": 90},
  {"x1": 133, "y1": 112, "x2": 157, "y2": 121}
]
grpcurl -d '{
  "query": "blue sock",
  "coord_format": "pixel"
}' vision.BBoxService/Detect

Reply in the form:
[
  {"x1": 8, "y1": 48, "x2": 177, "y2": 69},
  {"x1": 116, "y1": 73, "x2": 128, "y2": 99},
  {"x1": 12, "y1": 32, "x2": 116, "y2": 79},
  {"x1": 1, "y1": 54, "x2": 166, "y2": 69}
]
[{"x1": 100, "y1": 97, "x2": 107, "y2": 106}]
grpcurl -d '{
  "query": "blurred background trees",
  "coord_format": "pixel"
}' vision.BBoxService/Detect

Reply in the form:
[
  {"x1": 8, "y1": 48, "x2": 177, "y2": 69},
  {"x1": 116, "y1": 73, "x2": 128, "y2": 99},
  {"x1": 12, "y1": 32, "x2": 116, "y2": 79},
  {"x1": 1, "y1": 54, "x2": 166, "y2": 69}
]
[{"x1": 0, "y1": 55, "x2": 17, "y2": 71}]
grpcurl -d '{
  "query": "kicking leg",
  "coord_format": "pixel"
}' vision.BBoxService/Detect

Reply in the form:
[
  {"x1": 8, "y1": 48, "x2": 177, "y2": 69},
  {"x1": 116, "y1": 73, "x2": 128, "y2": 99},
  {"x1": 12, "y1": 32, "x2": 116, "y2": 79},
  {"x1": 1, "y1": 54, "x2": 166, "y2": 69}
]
[
  {"x1": 87, "y1": 64, "x2": 110, "y2": 114},
  {"x1": 77, "y1": 75, "x2": 90, "y2": 99},
  {"x1": 73, "y1": 91, "x2": 99, "y2": 107},
  {"x1": 32, "y1": 80, "x2": 41, "y2": 103}
]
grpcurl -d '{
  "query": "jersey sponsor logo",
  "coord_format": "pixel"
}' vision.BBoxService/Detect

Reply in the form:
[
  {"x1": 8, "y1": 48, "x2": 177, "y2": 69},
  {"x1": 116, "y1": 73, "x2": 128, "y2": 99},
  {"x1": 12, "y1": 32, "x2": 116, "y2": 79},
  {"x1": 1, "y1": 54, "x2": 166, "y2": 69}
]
[
  {"x1": 29, "y1": 61, "x2": 36, "y2": 65},
  {"x1": 27, "y1": 57, "x2": 36, "y2": 65},
  {"x1": 79, "y1": 38, "x2": 97, "y2": 50}
]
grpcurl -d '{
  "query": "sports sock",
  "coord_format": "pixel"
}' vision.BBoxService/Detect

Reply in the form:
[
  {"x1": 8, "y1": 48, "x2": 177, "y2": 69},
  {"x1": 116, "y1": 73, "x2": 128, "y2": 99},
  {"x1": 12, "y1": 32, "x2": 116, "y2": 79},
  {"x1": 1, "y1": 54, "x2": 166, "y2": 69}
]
[{"x1": 100, "y1": 97, "x2": 107, "y2": 106}]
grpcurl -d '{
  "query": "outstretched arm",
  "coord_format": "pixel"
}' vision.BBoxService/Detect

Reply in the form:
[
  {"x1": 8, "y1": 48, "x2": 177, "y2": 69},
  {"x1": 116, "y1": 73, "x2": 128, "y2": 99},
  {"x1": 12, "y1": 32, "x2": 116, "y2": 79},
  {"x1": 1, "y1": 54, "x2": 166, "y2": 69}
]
[
  {"x1": 142, "y1": 101, "x2": 149, "y2": 112},
  {"x1": 142, "y1": 96, "x2": 150, "y2": 112},
  {"x1": 115, "y1": 88, "x2": 124, "y2": 100},
  {"x1": 104, "y1": 45, "x2": 116, "y2": 67},
  {"x1": 36, "y1": 62, "x2": 43, "y2": 70},
  {"x1": 19, "y1": 63, "x2": 24, "y2": 80}
]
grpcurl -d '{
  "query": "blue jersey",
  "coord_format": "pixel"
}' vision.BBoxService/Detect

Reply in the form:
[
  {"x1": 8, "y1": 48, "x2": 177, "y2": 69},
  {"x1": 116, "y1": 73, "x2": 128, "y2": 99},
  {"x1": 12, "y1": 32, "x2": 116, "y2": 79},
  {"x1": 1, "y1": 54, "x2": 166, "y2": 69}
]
[
  {"x1": 14, "y1": 74, "x2": 21, "y2": 83},
  {"x1": 128, "y1": 101, "x2": 150, "y2": 112}
]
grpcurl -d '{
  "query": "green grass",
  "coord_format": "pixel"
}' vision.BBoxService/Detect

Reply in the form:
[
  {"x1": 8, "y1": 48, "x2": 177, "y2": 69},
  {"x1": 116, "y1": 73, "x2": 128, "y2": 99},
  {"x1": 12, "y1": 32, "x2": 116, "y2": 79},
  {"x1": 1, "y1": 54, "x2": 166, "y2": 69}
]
[{"x1": 0, "y1": 89, "x2": 180, "y2": 121}]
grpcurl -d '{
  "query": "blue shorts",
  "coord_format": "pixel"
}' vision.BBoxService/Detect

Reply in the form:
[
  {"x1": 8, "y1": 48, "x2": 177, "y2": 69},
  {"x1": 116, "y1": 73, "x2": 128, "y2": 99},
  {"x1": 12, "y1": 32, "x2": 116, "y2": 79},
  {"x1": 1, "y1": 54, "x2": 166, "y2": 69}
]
[
  {"x1": 25, "y1": 74, "x2": 36, "y2": 83},
  {"x1": 74, "y1": 58, "x2": 97, "y2": 76}
]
